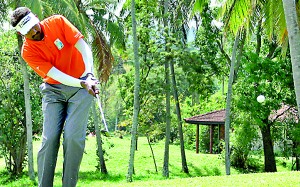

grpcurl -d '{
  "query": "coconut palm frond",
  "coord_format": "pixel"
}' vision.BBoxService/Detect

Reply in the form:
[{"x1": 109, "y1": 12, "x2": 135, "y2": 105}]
[
  {"x1": 27, "y1": 0, "x2": 43, "y2": 18},
  {"x1": 92, "y1": 25, "x2": 114, "y2": 83},
  {"x1": 192, "y1": 0, "x2": 206, "y2": 16},
  {"x1": 40, "y1": 2, "x2": 55, "y2": 18},
  {"x1": 276, "y1": 1, "x2": 287, "y2": 45},
  {"x1": 107, "y1": 20, "x2": 125, "y2": 49},
  {"x1": 221, "y1": 0, "x2": 252, "y2": 35},
  {"x1": 64, "y1": 0, "x2": 116, "y2": 83}
]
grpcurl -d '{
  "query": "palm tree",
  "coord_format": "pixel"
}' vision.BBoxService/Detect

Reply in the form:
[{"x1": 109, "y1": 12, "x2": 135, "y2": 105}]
[
  {"x1": 282, "y1": 0, "x2": 300, "y2": 121},
  {"x1": 282, "y1": 2, "x2": 300, "y2": 170},
  {"x1": 224, "y1": 30, "x2": 240, "y2": 175},
  {"x1": 162, "y1": 0, "x2": 171, "y2": 178},
  {"x1": 92, "y1": 103, "x2": 107, "y2": 173},
  {"x1": 18, "y1": 40, "x2": 35, "y2": 180},
  {"x1": 168, "y1": 0, "x2": 194, "y2": 174},
  {"x1": 126, "y1": 0, "x2": 140, "y2": 182},
  {"x1": 169, "y1": 62, "x2": 188, "y2": 173},
  {"x1": 13, "y1": 0, "x2": 44, "y2": 179}
]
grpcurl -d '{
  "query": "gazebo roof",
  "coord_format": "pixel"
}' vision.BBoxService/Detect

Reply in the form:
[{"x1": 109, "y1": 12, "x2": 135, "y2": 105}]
[
  {"x1": 184, "y1": 109, "x2": 225, "y2": 125},
  {"x1": 184, "y1": 105, "x2": 298, "y2": 125}
]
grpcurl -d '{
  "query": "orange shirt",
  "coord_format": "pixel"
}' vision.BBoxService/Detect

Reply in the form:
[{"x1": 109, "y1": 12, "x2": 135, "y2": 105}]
[{"x1": 22, "y1": 15, "x2": 85, "y2": 84}]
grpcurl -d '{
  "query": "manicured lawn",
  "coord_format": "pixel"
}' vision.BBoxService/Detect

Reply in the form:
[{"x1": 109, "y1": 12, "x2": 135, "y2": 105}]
[{"x1": 0, "y1": 135, "x2": 298, "y2": 186}]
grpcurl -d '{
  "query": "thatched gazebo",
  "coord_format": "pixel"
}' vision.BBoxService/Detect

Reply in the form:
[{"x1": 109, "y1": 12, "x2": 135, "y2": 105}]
[{"x1": 184, "y1": 109, "x2": 225, "y2": 154}]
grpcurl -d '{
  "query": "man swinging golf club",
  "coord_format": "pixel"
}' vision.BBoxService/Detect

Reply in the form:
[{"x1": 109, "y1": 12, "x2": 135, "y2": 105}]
[{"x1": 11, "y1": 7, "x2": 99, "y2": 187}]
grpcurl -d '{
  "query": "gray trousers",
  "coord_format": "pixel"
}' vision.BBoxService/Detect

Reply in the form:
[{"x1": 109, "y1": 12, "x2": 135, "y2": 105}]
[{"x1": 38, "y1": 83, "x2": 93, "y2": 187}]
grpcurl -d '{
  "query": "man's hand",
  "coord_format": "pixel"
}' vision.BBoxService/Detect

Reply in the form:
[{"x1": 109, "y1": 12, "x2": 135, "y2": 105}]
[{"x1": 80, "y1": 73, "x2": 99, "y2": 97}]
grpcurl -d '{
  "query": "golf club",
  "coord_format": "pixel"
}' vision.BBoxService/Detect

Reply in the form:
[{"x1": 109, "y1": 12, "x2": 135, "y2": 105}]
[{"x1": 96, "y1": 93, "x2": 109, "y2": 137}]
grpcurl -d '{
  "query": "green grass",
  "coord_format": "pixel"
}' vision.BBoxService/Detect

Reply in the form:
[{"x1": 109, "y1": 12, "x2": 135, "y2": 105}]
[{"x1": 0, "y1": 135, "x2": 299, "y2": 187}]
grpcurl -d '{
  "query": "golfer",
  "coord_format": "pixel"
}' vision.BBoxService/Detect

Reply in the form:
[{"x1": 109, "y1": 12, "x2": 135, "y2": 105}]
[{"x1": 11, "y1": 7, "x2": 98, "y2": 187}]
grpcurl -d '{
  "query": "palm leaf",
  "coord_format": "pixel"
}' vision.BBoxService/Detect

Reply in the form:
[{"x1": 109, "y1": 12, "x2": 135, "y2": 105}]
[
  {"x1": 193, "y1": 0, "x2": 206, "y2": 15},
  {"x1": 221, "y1": 0, "x2": 252, "y2": 35},
  {"x1": 27, "y1": 0, "x2": 43, "y2": 18},
  {"x1": 92, "y1": 26, "x2": 114, "y2": 83}
]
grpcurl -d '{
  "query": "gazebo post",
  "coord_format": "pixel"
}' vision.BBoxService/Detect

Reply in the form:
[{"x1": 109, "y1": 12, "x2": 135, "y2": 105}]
[
  {"x1": 210, "y1": 125, "x2": 214, "y2": 154},
  {"x1": 218, "y1": 124, "x2": 220, "y2": 153},
  {"x1": 196, "y1": 124, "x2": 199, "y2": 154}
]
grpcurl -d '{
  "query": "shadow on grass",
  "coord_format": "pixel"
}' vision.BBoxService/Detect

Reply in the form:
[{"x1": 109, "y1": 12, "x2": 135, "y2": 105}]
[
  {"x1": 0, "y1": 164, "x2": 221, "y2": 186},
  {"x1": 54, "y1": 171, "x2": 125, "y2": 183},
  {"x1": 188, "y1": 163, "x2": 221, "y2": 177},
  {"x1": 0, "y1": 170, "x2": 37, "y2": 186}
]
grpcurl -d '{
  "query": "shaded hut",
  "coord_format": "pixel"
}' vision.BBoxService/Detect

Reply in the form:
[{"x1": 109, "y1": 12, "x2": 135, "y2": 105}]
[{"x1": 184, "y1": 109, "x2": 225, "y2": 154}]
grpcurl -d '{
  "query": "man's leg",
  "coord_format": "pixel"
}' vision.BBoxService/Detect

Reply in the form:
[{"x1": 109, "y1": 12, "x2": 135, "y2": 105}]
[
  {"x1": 38, "y1": 84, "x2": 67, "y2": 187},
  {"x1": 62, "y1": 88, "x2": 93, "y2": 187}
]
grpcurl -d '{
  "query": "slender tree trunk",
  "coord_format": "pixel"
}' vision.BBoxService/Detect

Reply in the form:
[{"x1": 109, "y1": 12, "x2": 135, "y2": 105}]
[
  {"x1": 282, "y1": 0, "x2": 300, "y2": 119},
  {"x1": 17, "y1": 34, "x2": 35, "y2": 180},
  {"x1": 170, "y1": 61, "x2": 188, "y2": 173},
  {"x1": 233, "y1": 29, "x2": 246, "y2": 82},
  {"x1": 224, "y1": 31, "x2": 240, "y2": 175},
  {"x1": 296, "y1": 157, "x2": 300, "y2": 171},
  {"x1": 127, "y1": 0, "x2": 140, "y2": 182},
  {"x1": 92, "y1": 102, "x2": 107, "y2": 174},
  {"x1": 282, "y1": 1, "x2": 300, "y2": 172},
  {"x1": 260, "y1": 120, "x2": 277, "y2": 172},
  {"x1": 295, "y1": 141, "x2": 300, "y2": 170},
  {"x1": 163, "y1": 62, "x2": 171, "y2": 178},
  {"x1": 146, "y1": 135, "x2": 158, "y2": 173},
  {"x1": 162, "y1": 0, "x2": 171, "y2": 178}
]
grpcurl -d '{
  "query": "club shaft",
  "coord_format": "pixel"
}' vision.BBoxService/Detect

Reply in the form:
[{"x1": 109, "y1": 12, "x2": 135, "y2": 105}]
[{"x1": 96, "y1": 94, "x2": 109, "y2": 132}]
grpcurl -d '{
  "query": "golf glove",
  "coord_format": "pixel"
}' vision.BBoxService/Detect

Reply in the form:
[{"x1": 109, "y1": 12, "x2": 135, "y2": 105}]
[{"x1": 80, "y1": 73, "x2": 99, "y2": 97}]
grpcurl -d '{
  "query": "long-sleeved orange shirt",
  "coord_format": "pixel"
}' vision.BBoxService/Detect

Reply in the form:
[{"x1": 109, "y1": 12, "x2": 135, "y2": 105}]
[{"x1": 22, "y1": 15, "x2": 85, "y2": 84}]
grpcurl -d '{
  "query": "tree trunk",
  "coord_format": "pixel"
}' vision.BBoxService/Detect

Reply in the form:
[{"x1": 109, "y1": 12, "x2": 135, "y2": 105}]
[
  {"x1": 259, "y1": 122, "x2": 277, "y2": 172},
  {"x1": 162, "y1": 61, "x2": 171, "y2": 178},
  {"x1": 295, "y1": 141, "x2": 300, "y2": 171},
  {"x1": 162, "y1": 0, "x2": 171, "y2": 178},
  {"x1": 170, "y1": 61, "x2": 189, "y2": 173},
  {"x1": 146, "y1": 135, "x2": 158, "y2": 173},
  {"x1": 127, "y1": 0, "x2": 140, "y2": 182},
  {"x1": 17, "y1": 34, "x2": 35, "y2": 180},
  {"x1": 282, "y1": 0, "x2": 300, "y2": 119},
  {"x1": 282, "y1": 0, "x2": 300, "y2": 171},
  {"x1": 92, "y1": 102, "x2": 107, "y2": 174},
  {"x1": 224, "y1": 30, "x2": 240, "y2": 175}
]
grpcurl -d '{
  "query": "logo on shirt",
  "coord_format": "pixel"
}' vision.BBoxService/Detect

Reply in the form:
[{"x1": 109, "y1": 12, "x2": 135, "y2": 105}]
[{"x1": 54, "y1": 38, "x2": 64, "y2": 50}]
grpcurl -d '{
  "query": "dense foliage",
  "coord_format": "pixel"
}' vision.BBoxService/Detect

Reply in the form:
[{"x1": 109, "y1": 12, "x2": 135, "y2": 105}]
[{"x1": 0, "y1": 31, "x2": 42, "y2": 175}]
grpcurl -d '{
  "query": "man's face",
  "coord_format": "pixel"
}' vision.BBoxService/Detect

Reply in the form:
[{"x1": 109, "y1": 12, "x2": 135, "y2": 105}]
[{"x1": 24, "y1": 24, "x2": 43, "y2": 41}]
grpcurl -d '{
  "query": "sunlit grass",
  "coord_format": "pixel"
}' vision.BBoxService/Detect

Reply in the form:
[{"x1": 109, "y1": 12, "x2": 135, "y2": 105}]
[{"x1": 0, "y1": 135, "x2": 298, "y2": 186}]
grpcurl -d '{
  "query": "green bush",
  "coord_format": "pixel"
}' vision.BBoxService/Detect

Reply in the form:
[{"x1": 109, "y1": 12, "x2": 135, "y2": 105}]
[{"x1": 0, "y1": 31, "x2": 42, "y2": 176}]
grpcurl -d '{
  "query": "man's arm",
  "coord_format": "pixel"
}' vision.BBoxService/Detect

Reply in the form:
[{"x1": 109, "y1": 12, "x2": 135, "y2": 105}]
[
  {"x1": 75, "y1": 38, "x2": 93, "y2": 77},
  {"x1": 47, "y1": 67, "x2": 98, "y2": 96},
  {"x1": 46, "y1": 38, "x2": 98, "y2": 96},
  {"x1": 47, "y1": 38, "x2": 94, "y2": 86},
  {"x1": 47, "y1": 67, "x2": 82, "y2": 87}
]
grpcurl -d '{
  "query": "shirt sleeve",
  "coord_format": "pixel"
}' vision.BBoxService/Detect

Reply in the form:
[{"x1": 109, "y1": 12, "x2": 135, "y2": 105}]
[
  {"x1": 47, "y1": 67, "x2": 82, "y2": 87},
  {"x1": 75, "y1": 38, "x2": 93, "y2": 77}
]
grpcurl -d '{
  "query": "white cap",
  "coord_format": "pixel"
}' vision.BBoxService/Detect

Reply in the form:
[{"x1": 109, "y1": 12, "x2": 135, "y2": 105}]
[{"x1": 15, "y1": 12, "x2": 40, "y2": 35}]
